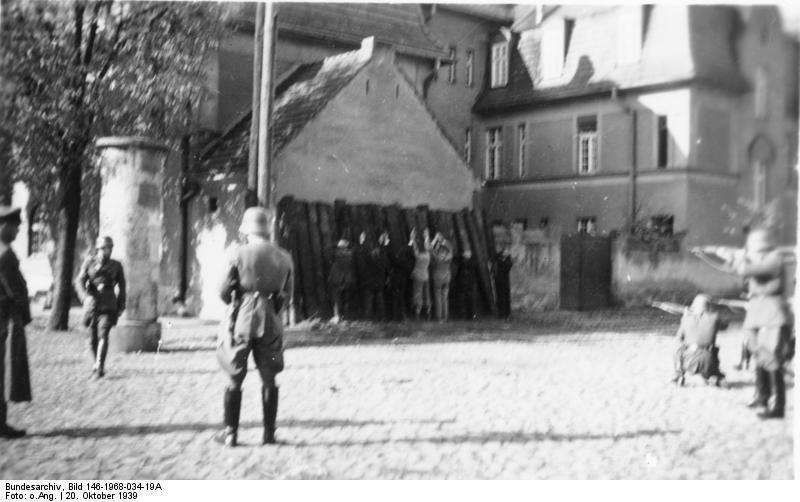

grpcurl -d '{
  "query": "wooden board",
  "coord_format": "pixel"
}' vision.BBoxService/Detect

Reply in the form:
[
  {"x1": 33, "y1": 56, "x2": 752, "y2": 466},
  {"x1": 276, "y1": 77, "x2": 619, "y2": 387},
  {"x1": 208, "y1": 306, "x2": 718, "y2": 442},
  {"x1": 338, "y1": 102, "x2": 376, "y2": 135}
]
[
  {"x1": 403, "y1": 208, "x2": 418, "y2": 247},
  {"x1": 452, "y1": 211, "x2": 472, "y2": 255},
  {"x1": 306, "y1": 202, "x2": 330, "y2": 317},
  {"x1": 464, "y1": 209, "x2": 497, "y2": 316},
  {"x1": 293, "y1": 200, "x2": 320, "y2": 318},
  {"x1": 333, "y1": 199, "x2": 350, "y2": 242},
  {"x1": 384, "y1": 204, "x2": 407, "y2": 255}
]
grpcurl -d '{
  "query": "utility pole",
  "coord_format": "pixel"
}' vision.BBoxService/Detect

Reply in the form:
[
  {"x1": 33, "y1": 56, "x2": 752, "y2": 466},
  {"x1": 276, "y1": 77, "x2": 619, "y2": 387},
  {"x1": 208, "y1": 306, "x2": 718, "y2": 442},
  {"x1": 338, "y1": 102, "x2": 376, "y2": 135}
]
[
  {"x1": 246, "y1": 2, "x2": 265, "y2": 209},
  {"x1": 258, "y1": 2, "x2": 275, "y2": 209}
]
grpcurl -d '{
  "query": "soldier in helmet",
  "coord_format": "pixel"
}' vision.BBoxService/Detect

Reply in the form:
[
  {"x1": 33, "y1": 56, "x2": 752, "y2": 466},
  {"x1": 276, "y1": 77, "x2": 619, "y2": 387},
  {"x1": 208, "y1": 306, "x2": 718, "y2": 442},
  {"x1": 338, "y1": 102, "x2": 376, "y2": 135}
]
[
  {"x1": 216, "y1": 206, "x2": 293, "y2": 447},
  {"x1": 0, "y1": 206, "x2": 32, "y2": 439},
  {"x1": 694, "y1": 227, "x2": 792, "y2": 419},
  {"x1": 75, "y1": 236, "x2": 126, "y2": 379}
]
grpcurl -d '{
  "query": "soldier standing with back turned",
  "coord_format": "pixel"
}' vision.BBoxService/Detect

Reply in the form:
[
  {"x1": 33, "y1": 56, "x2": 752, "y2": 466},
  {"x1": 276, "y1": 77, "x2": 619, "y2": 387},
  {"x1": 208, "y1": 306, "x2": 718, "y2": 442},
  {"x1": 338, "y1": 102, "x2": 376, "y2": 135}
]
[{"x1": 217, "y1": 207, "x2": 294, "y2": 447}]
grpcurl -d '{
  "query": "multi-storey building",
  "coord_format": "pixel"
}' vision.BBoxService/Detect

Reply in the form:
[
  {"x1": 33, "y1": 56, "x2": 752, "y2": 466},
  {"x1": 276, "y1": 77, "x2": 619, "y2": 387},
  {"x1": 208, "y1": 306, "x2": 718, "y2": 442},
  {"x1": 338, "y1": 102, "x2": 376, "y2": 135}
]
[{"x1": 474, "y1": 5, "x2": 798, "y2": 246}]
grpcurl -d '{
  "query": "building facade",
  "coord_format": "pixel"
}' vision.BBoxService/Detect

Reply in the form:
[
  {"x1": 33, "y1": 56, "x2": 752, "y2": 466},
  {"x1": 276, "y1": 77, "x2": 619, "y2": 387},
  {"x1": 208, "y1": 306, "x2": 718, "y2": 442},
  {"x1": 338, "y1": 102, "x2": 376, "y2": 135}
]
[{"x1": 474, "y1": 5, "x2": 798, "y2": 246}]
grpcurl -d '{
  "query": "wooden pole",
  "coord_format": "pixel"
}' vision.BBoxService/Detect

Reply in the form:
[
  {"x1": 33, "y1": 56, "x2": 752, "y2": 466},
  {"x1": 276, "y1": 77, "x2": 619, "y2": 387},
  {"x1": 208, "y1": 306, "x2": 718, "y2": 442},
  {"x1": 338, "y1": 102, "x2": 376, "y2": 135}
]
[
  {"x1": 246, "y1": 2, "x2": 265, "y2": 209},
  {"x1": 257, "y1": 2, "x2": 275, "y2": 209}
]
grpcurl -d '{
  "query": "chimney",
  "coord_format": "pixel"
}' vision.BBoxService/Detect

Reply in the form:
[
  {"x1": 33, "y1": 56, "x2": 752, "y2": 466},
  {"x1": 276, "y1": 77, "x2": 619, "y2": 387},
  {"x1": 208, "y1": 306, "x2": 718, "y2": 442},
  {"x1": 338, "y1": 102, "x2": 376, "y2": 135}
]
[{"x1": 360, "y1": 36, "x2": 395, "y2": 64}]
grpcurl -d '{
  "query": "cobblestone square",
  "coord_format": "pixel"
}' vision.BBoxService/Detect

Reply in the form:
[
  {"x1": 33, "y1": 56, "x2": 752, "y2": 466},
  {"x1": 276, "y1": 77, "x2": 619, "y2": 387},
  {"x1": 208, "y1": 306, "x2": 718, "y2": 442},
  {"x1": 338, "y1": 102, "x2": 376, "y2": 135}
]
[{"x1": 0, "y1": 310, "x2": 793, "y2": 479}]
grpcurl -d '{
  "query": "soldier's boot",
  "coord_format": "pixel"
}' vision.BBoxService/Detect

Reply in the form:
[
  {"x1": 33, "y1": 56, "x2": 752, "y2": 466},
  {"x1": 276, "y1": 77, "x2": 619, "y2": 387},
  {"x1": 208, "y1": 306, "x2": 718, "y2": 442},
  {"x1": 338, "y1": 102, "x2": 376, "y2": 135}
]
[
  {"x1": 758, "y1": 371, "x2": 785, "y2": 420},
  {"x1": 262, "y1": 386, "x2": 279, "y2": 445},
  {"x1": 747, "y1": 368, "x2": 771, "y2": 408},
  {"x1": 0, "y1": 402, "x2": 25, "y2": 439},
  {"x1": 221, "y1": 388, "x2": 242, "y2": 447},
  {"x1": 95, "y1": 337, "x2": 108, "y2": 378}
]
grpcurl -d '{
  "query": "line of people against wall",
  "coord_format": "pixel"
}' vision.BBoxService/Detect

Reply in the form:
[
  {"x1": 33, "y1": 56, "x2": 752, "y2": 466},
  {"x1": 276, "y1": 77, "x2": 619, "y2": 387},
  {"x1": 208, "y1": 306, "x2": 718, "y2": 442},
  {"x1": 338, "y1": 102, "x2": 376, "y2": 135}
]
[{"x1": 326, "y1": 227, "x2": 513, "y2": 323}]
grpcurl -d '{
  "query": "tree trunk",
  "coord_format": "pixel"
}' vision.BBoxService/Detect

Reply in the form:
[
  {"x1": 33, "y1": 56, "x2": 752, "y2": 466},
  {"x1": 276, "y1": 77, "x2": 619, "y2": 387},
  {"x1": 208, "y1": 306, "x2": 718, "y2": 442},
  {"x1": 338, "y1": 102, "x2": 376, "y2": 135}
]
[{"x1": 48, "y1": 158, "x2": 82, "y2": 331}]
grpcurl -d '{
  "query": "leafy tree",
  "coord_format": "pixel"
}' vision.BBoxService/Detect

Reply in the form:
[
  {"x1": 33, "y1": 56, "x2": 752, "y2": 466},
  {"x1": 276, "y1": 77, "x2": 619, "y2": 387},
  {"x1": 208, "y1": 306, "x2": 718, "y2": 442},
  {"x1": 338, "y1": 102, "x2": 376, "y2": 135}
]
[{"x1": 1, "y1": 0, "x2": 227, "y2": 329}]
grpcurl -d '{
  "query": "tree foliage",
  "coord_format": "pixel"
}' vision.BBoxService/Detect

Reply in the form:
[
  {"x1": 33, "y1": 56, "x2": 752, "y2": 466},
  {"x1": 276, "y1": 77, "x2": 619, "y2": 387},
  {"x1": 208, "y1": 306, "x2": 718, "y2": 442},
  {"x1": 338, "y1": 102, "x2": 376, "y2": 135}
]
[{"x1": 0, "y1": 0, "x2": 229, "y2": 329}]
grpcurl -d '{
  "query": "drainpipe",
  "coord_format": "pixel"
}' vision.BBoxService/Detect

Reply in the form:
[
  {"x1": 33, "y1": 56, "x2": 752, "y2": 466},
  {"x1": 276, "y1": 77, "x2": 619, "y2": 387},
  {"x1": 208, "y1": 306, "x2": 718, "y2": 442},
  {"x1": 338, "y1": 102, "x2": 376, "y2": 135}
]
[
  {"x1": 629, "y1": 109, "x2": 638, "y2": 229},
  {"x1": 423, "y1": 58, "x2": 440, "y2": 99},
  {"x1": 613, "y1": 87, "x2": 638, "y2": 230}
]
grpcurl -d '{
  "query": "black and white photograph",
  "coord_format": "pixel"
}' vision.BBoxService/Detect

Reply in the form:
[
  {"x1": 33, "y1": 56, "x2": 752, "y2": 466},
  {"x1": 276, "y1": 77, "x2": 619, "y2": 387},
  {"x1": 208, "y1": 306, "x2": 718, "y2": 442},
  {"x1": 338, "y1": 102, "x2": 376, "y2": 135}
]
[{"x1": 0, "y1": 0, "x2": 797, "y2": 484}]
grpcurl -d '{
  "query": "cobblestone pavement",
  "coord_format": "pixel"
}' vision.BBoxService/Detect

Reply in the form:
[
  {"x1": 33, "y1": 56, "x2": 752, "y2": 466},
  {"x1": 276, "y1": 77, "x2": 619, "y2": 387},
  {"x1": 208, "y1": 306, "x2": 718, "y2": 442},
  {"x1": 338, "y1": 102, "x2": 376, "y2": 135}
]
[{"x1": 0, "y1": 309, "x2": 793, "y2": 479}]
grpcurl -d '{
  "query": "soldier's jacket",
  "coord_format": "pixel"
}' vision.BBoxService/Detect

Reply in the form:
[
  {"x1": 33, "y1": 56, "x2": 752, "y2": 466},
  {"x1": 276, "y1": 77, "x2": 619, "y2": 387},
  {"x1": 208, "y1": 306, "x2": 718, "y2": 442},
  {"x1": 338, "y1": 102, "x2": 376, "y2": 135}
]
[
  {"x1": 737, "y1": 249, "x2": 790, "y2": 329},
  {"x1": 220, "y1": 240, "x2": 293, "y2": 342},
  {"x1": 75, "y1": 256, "x2": 126, "y2": 315}
]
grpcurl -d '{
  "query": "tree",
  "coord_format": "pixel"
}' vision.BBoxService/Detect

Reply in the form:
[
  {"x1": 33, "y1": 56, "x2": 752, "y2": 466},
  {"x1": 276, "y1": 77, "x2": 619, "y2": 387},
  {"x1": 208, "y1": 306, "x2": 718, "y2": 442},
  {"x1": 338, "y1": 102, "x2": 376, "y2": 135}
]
[{"x1": 1, "y1": 0, "x2": 227, "y2": 329}]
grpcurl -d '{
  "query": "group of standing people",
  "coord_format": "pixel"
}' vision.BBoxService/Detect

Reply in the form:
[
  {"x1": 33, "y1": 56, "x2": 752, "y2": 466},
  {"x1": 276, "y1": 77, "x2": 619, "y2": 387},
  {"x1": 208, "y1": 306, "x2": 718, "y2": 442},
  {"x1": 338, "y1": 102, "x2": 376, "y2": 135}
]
[{"x1": 326, "y1": 227, "x2": 511, "y2": 323}]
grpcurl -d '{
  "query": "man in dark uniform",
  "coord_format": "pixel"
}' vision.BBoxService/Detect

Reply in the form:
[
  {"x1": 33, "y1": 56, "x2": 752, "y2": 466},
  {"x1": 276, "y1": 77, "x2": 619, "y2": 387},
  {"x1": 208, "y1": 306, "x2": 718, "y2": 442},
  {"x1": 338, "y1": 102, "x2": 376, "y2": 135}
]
[
  {"x1": 494, "y1": 246, "x2": 513, "y2": 318},
  {"x1": 455, "y1": 249, "x2": 479, "y2": 320},
  {"x1": 217, "y1": 207, "x2": 293, "y2": 447},
  {"x1": 0, "y1": 206, "x2": 31, "y2": 439},
  {"x1": 356, "y1": 231, "x2": 388, "y2": 321},
  {"x1": 75, "y1": 236, "x2": 126, "y2": 379},
  {"x1": 387, "y1": 236, "x2": 415, "y2": 322}
]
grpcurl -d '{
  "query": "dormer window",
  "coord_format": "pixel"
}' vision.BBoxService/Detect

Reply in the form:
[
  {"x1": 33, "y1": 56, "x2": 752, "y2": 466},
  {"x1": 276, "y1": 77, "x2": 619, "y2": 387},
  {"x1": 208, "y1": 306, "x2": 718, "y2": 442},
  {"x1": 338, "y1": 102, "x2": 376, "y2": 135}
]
[
  {"x1": 541, "y1": 18, "x2": 572, "y2": 79},
  {"x1": 617, "y1": 6, "x2": 644, "y2": 65},
  {"x1": 491, "y1": 42, "x2": 508, "y2": 88}
]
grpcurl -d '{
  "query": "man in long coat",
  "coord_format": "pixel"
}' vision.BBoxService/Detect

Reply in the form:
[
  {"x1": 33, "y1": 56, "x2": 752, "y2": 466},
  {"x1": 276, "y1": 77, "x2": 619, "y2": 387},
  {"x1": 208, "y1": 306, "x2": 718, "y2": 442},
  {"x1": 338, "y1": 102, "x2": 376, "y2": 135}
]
[{"x1": 0, "y1": 206, "x2": 31, "y2": 439}]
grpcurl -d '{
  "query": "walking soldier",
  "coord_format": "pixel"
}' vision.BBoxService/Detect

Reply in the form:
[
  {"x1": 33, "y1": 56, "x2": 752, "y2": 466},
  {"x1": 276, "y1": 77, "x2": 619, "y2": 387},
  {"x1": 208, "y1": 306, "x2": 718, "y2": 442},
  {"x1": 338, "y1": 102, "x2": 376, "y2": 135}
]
[
  {"x1": 217, "y1": 207, "x2": 293, "y2": 447},
  {"x1": 75, "y1": 236, "x2": 126, "y2": 379},
  {"x1": 0, "y1": 206, "x2": 32, "y2": 439}
]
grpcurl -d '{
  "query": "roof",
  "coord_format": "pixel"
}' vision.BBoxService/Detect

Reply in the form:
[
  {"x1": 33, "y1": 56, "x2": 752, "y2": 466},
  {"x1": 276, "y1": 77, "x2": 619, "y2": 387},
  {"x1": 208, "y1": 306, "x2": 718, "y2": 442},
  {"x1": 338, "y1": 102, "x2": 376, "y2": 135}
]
[
  {"x1": 475, "y1": 5, "x2": 750, "y2": 114},
  {"x1": 200, "y1": 46, "x2": 371, "y2": 174},
  {"x1": 229, "y1": 2, "x2": 448, "y2": 60},
  {"x1": 436, "y1": 4, "x2": 515, "y2": 24}
]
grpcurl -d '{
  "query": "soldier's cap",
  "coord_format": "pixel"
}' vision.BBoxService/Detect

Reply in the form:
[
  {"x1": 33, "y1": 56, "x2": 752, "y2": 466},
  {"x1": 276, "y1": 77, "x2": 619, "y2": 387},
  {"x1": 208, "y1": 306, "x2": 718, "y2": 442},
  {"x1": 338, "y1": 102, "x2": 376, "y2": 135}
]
[
  {"x1": 96, "y1": 236, "x2": 114, "y2": 249},
  {"x1": 240, "y1": 207, "x2": 273, "y2": 237},
  {"x1": 0, "y1": 206, "x2": 22, "y2": 225}
]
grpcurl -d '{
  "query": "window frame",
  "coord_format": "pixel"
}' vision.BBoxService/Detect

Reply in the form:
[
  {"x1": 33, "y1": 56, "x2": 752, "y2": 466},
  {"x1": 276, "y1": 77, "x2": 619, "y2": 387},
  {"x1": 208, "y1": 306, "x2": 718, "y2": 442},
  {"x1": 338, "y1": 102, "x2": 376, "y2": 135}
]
[
  {"x1": 576, "y1": 115, "x2": 599, "y2": 175},
  {"x1": 466, "y1": 49, "x2": 475, "y2": 87},
  {"x1": 517, "y1": 123, "x2": 527, "y2": 178},
  {"x1": 485, "y1": 127, "x2": 503, "y2": 180},
  {"x1": 490, "y1": 42, "x2": 509, "y2": 88},
  {"x1": 448, "y1": 46, "x2": 457, "y2": 85},
  {"x1": 464, "y1": 128, "x2": 472, "y2": 164},
  {"x1": 576, "y1": 217, "x2": 597, "y2": 234}
]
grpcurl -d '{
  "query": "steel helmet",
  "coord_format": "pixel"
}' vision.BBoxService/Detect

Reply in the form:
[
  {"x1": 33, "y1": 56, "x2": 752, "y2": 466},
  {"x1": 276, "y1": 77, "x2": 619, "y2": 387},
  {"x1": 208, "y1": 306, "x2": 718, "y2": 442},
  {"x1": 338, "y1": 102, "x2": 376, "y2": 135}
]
[{"x1": 240, "y1": 207, "x2": 273, "y2": 237}]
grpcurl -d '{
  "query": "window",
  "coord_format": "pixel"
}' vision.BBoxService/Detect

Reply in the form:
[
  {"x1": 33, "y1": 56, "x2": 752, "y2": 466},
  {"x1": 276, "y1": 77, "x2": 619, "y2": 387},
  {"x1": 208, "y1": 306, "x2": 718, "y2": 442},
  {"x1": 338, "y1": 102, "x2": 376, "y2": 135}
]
[
  {"x1": 517, "y1": 123, "x2": 527, "y2": 178},
  {"x1": 656, "y1": 115, "x2": 668, "y2": 168},
  {"x1": 755, "y1": 67, "x2": 768, "y2": 119},
  {"x1": 448, "y1": 46, "x2": 457, "y2": 84},
  {"x1": 577, "y1": 115, "x2": 598, "y2": 174},
  {"x1": 464, "y1": 128, "x2": 472, "y2": 164},
  {"x1": 491, "y1": 42, "x2": 508, "y2": 88},
  {"x1": 208, "y1": 196, "x2": 218, "y2": 213},
  {"x1": 539, "y1": 217, "x2": 550, "y2": 229},
  {"x1": 466, "y1": 49, "x2": 474, "y2": 87},
  {"x1": 485, "y1": 127, "x2": 503, "y2": 180},
  {"x1": 650, "y1": 215, "x2": 674, "y2": 237},
  {"x1": 617, "y1": 6, "x2": 644, "y2": 65},
  {"x1": 577, "y1": 217, "x2": 597, "y2": 234}
]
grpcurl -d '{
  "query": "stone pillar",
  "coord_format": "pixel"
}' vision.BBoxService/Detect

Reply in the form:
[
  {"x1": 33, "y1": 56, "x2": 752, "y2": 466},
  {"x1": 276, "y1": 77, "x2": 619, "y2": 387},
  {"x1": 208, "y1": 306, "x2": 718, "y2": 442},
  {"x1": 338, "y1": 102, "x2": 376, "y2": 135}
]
[{"x1": 95, "y1": 137, "x2": 169, "y2": 353}]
